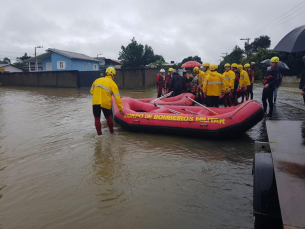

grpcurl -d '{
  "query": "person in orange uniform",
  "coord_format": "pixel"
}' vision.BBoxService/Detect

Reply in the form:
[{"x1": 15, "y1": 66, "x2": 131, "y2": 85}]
[
  {"x1": 202, "y1": 64, "x2": 223, "y2": 107},
  {"x1": 90, "y1": 67, "x2": 124, "y2": 135},
  {"x1": 156, "y1": 69, "x2": 165, "y2": 97},
  {"x1": 238, "y1": 64, "x2": 250, "y2": 103},
  {"x1": 222, "y1": 63, "x2": 235, "y2": 107},
  {"x1": 244, "y1": 63, "x2": 255, "y2": 100},
  {"x1": 165, "y1": 68, "x2": 174, "y2": 94}
]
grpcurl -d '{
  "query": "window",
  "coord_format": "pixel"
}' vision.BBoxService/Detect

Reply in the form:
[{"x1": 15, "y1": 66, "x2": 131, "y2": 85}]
[
  {"x1": 46, "y1": 62, "x2": 52, "y2": 71},
  {"x1": 88, "y1": 63, "x2": 91, "y2": 67},
  {"x1": 84, "y1": 63, "x2": 87, "y2": 71},
  {"x1": 94, "y1": 64, "x2": 98, "y2": 71},
  {"x1": 57, "y1": 61, "x2": 66, "y2": 69}
]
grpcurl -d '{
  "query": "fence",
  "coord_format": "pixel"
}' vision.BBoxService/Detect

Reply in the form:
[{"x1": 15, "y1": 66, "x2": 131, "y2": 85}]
[{"x1": 0, "y1": 68, "x2": 160, "y2": 89}]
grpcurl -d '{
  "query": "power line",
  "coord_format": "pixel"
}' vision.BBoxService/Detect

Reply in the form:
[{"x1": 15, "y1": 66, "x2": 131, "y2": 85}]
[
  {"x1": 251, "y1": 9, "x2": 305, "y2": 37},
  {"x1": 246, "y1": 0, "x2": 305, "y2": 37}
]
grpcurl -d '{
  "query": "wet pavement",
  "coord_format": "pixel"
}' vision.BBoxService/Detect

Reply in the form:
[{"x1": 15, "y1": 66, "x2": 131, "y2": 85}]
[{"x1": 0, "y1": 85, "x2": 304, "y2": 229}]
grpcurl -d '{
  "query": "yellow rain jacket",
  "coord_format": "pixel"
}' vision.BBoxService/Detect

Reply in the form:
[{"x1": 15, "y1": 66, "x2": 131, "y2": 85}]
[
  {"x1": 222, "y1": 70, "x2": 235, "y2": 91},
  {"x1": 202, "y1": 71, "x2": 223, "y2": 96},
  {"x1": 90, "y1": 76, "x2": 123, "y2": 110},
  {"x1": 197, "y1": 70, "x2": 204, "y2": 86},
  {"x1": 239, "y1": 69, "x2": 251, "y2": 87},
  {"x1": 200, "y1": 70, "x2": 211, "y2": 86}
]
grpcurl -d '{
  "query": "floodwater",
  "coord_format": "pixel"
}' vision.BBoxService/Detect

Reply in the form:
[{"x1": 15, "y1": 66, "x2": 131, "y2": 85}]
[{"x1": 0, "y1": 85, "x2": 304, "y2": 229}]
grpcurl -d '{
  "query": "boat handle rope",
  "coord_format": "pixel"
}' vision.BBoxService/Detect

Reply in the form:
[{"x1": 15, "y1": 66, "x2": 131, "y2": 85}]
[
  {"x1": 150, "y1": 91, "x2": 173, "y2": 103},
  {"x1": 186, "y1": 96, "x2": 218, "y2": 115}
]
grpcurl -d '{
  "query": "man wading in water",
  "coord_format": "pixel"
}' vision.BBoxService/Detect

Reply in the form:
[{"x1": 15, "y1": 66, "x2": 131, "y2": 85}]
[{"x1": 90, "y1": 67, "x2": 124, "y2": 135}]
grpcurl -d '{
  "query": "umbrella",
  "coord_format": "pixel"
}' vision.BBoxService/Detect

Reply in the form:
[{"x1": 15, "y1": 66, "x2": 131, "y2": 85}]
[
  {"x1": 273, "y1": 25, "x2": 305, "y2": 53},
  {"x1": 260, "y1": 59, "x2": 290, "y2": 70},
  {"x1": 181, "y1": 61, "x2": 202, "y2": 68}
]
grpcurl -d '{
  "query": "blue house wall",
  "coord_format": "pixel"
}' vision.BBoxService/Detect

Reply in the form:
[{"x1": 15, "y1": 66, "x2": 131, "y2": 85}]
[{"x1": 42, "y1": 52, "x2": 100, "y2": 71}]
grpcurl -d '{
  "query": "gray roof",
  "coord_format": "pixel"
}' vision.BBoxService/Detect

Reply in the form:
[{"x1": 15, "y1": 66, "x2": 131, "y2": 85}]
[
  {"x1": 47, "y1": 48, "x2": 99, "y2": 62},
  {"x1": 0, "y1": 63, "x2": 24, "y2": 69}
]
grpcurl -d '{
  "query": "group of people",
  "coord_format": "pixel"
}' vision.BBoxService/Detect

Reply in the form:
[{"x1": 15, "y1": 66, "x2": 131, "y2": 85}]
[{"x1": 156, "y1": 62, "x2": 256, "y2": 108}]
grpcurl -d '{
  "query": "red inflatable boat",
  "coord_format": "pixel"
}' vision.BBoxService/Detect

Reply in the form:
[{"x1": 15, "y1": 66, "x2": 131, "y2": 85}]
[
  {"x1": 137, "y1": 93, "x2": 195, "y2": 106},
  {"x1": 112, "y1": 98, "x2": 264, "y2": 139}
]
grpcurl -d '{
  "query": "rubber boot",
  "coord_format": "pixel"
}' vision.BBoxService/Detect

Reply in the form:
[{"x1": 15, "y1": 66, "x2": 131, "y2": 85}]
[
  {"x1": 105, "y1": 116, "x2": 114, "y2": 133},
  {"x1": 94, "y1": 117, "x2": 102, "y2": 135}
]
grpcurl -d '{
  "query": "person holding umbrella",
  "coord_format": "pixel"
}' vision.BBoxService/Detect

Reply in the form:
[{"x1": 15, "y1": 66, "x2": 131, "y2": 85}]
[{"x1": 261, "y1": 56, "x2": 281, "y2": 117}]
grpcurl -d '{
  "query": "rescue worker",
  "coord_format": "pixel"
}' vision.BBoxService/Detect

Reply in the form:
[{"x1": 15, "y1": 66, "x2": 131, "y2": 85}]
[
  {"x1": 90, "y1": 67, "x2": 124, "y2": 135},
  {"x1": 183, "y1": 71, "x2": 193, "y2": 92},
  {"x1": 193, "y1": 66, "x2": 205, "y2": 103},
  {"x1": 170, "y1": 72, "x2": 186, "y2": 96},
  {"x1": 222, "y1": 63, "x2": 235, "y2": 107},
  {"x1": 262, "y1": 56, "x2": 281, "y2": 117},
  {"x1": 165, "y1": 68, "x2": 174, "y2": 94},
  {"x1": 244, "y1": 63, "x2": 255, "y2": 100},
  {"x1": 238, "y1": 64, "x2": 250, "y2": 103},
  {"x1": 156, "y1": 69, "x2": 165, "y2": 97},
  {"x1": 231, "y1": 63, "x2": 240, "y2": 105},
  {"x1": 193, "y1": 67, "x2": 204, "y2": 86},
  {"x1": 202, "y1": 64, "x2": 223, "y2": 107}
]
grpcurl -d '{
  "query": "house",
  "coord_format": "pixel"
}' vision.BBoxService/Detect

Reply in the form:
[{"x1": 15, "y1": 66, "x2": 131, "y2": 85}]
[
  {"x1": 0, "y1": 64, "x2": 24, "y2": 72},
  {"x1": 25, "y1": 48, "x2": 100, "y2": 72},
  {"x1": 95, "y1": 57, "x2": 122, "y2": 70}
]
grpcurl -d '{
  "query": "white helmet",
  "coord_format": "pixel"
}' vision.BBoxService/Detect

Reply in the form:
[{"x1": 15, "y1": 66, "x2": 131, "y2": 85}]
[{"x1": 160, "y1": 69, "x2": 165, "y2": 73}]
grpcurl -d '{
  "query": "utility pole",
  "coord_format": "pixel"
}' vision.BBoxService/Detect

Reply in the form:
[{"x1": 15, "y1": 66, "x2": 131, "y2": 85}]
[
  {"x1": 240, "y1": 38, "x2": 251, "y2": 45},
  {"x1": 35, "y1": 46, "x2": 43, "y2": 57},
  {"x1": 97, "y1": 54, "x2": 102, "y2": 58},
  {"x1": 240, "y1": 38, "x2": 251, "y2": 57}
]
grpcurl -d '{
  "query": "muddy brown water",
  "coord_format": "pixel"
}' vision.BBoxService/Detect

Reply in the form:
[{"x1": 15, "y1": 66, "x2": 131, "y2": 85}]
[{"x1": 0, "y1": 86, "x2": 304, "y2": 229}]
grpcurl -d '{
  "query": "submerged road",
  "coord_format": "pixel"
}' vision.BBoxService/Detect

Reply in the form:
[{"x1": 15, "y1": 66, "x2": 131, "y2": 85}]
[{"x1": 0, "y1": 85, "x2": 304, "y2": 229}]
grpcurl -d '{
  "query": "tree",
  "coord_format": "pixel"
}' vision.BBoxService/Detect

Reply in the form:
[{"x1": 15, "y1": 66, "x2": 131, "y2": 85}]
[
  {"x1": 0, "y1": 57, "x2": 11, "y2": 64},
  {"x1": 181, "y1": 55, "x2": 202, "y2": 64},
  {"x1": 219, "y1": 46, "x2": 244, "y2": 72},
  {"x1": 118, "y1": 37, "x2": 155, "y2": 68},
  {"x1": 14, "y1": 53, "x2": 32, "y2": 67},
  {"x1": 245, "y1": 35, "x2": 271, "y2": 56}
]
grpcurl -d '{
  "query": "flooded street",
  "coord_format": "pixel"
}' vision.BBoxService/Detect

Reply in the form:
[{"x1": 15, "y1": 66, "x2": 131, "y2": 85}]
[{"x1": 0, "y1": 85, "x2": 304, "y2": 229}]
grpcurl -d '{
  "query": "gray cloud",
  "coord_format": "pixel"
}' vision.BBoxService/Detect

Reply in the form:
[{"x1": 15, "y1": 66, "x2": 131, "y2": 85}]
[{"x1": 1, "y1": 0, "x2": 305, "y2": 64}]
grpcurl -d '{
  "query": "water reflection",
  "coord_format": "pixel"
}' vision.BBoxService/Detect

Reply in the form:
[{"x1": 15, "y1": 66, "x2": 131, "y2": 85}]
[{"x1": 92, "y1": 137, "x2": 129, "y2": 209}]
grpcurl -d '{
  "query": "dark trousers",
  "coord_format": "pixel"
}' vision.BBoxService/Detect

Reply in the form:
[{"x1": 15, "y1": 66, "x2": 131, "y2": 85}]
[
  {"x1": 247, "y1": 84, "x2": 253, "y2": 100},
  {"x1": 262, "y1": 88, "x2": 274, "y2": 115},
  {"x1": 206, "y1": 96, "x2": 219, "y2": 107}
]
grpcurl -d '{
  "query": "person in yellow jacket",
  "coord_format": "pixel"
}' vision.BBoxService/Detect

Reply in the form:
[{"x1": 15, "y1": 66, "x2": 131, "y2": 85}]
[
  {"x1": 222, "y1": 63, "x2": 235, "y2": 107},
  {"x1": 193, "y1": 67, "x2": 205, "y2": 103},
  {"x1": 90, "y1": 67, "x2": 124, "y2": 135},
  {"x1": 193, "y1": 67, "x2": 204, "y2": 86},
  {"x1": 202, "y1": 62, "x2": 211, "y2": 85},
  {"x1": 202, "y1": 64, "x2": 223, "y2": 107},
  {"x1": 238, "y1": 64, "x2": 250, "y2": 102}
]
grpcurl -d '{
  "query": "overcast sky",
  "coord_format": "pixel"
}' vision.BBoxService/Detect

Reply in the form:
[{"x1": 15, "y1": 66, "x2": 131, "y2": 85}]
[{"x1": 1, "y1": 0, "x2": 305, "y2": 65}]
